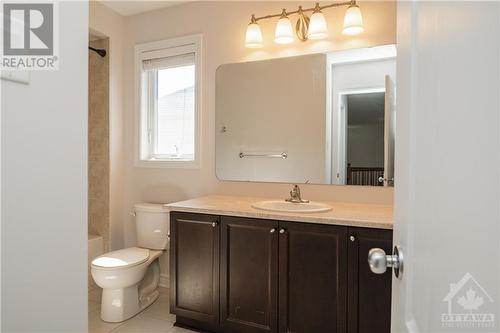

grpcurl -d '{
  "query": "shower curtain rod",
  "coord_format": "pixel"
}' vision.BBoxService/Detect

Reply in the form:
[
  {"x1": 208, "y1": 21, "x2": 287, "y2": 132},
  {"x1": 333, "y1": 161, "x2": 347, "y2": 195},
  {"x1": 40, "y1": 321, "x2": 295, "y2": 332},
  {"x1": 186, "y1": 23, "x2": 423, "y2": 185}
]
[{"x1": 88, "y1": 46, "x2": 106, "y2": 58}]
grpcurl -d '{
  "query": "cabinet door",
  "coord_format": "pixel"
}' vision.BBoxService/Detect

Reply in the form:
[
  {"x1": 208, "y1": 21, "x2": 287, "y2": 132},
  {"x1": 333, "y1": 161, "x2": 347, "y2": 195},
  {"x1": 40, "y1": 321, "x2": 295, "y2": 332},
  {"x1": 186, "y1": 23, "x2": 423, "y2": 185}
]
[
  {"x1": 278, "y1": 222, "x2": 348, "y2": 333},
  {"x1": 170, "y1": 212, "x2": 219, "y2": 331},
  {"x1": 347, "y1": 227, "x2": 393, "y2": 333},
  {"x1": 220, "y1": 216, "x2": 278, "y2": 333}
]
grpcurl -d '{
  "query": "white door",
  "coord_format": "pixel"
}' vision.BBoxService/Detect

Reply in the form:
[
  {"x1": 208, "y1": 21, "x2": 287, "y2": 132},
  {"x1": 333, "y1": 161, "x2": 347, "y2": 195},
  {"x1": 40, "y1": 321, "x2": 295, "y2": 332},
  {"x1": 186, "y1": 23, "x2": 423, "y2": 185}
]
[
  {"x1": 337, "y1": 94, "x2": 348, "y2": 184},
  {"x1": 387, "y1": 2, "x2": 500, "y2": 332},
  {"x1": 383, "y1": 75, "x2": 395, "y2": 186}
]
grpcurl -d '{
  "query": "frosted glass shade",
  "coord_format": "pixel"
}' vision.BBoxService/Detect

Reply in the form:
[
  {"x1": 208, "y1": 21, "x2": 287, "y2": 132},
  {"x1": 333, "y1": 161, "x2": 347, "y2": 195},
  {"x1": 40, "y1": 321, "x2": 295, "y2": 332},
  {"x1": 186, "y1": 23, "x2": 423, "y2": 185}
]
[
  {"x1": 274, "y1": 16, "x2": 294, "y2": 44},
  {"x1": 307, "y1": 11, "x2": 328, "y2": 40},
  {"x1": 245, "y1": 22, "x2": 263, "y2": 48},
  {"x1": 343, "y1": 5, "x2": 364, "y2": 35}
]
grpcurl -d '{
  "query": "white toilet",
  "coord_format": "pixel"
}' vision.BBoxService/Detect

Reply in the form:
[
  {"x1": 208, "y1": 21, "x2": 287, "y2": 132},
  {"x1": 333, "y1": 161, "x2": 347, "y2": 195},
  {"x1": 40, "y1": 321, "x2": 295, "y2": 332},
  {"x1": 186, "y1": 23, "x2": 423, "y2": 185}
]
[{"x1": 91, "y1": 203, "x2": 169, "y2": 322}]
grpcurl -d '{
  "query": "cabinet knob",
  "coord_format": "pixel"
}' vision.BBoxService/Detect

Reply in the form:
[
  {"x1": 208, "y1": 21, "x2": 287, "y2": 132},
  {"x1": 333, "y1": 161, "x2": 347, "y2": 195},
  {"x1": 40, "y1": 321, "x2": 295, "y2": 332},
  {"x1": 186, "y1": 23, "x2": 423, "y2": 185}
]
[
  {"x1": 212, "y1": 222, "x2": 217, "y2": 228},
  {"x1": 270, "y1": 228, "x2": 276, "y2": 233},
  {"x1": 349, "y1": 235, "x2": 356, "y2": 242},
  {"x1": 279, "y1": 228, "x2": 286, "y2": 234}
]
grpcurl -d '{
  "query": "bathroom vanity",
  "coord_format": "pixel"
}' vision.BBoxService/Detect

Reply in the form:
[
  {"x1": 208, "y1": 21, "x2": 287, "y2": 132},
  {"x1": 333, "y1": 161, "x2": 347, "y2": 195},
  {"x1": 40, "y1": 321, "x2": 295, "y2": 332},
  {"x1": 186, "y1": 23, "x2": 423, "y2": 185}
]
[{"x1": 167, "y1": 196, "x2": 393, "y2": 333}]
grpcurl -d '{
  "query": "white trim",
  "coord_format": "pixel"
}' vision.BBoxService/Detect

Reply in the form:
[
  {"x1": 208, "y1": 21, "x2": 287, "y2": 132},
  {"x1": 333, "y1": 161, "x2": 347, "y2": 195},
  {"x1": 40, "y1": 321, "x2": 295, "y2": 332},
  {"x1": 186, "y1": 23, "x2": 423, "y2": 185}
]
[
  {"x1": 159, "y1": 273, "x2": 169, "y2": 288},
  {"x1": 337, "y1": 87, "x2": 386, "y2": 95},
  {"x1": 327, "y1": 44, "x2": 397, "y2": 66},
  {"x1": 134, "y1": 34, "x2": 202, "y2": 169}
]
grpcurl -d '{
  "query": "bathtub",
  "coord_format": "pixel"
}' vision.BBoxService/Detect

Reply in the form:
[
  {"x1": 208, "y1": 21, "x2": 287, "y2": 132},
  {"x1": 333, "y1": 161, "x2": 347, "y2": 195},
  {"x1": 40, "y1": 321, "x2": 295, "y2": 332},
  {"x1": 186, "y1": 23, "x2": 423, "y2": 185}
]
[{"x1": 88, "y1": 234, "x2": 103, "y2": 291}]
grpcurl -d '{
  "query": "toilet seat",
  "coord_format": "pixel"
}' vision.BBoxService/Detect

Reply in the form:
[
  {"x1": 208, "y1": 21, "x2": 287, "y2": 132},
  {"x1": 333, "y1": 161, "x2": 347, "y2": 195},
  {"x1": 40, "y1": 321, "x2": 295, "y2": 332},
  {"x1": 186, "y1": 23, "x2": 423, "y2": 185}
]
[{"x1": 92, "y1": 247, "x2": 149, "y2": 270}]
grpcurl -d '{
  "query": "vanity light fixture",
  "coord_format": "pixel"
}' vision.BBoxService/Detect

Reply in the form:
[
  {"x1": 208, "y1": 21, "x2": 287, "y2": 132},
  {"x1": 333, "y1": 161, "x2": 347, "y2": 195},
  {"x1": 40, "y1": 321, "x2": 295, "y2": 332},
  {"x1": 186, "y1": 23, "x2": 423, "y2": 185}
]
[
  {"x1": 245, "y1": 0, "x2": 364, "y2": 48},
  {"x1": 244, "y1": 0, "x2": 364, "y2": 48}
]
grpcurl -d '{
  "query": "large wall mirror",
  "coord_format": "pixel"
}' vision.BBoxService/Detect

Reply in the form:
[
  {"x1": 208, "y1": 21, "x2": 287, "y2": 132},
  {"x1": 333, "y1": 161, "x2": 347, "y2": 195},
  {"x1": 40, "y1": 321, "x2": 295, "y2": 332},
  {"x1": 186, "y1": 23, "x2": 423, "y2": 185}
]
[{"x1": 216, "y1": 45, "x2": 396, "y2": 186}]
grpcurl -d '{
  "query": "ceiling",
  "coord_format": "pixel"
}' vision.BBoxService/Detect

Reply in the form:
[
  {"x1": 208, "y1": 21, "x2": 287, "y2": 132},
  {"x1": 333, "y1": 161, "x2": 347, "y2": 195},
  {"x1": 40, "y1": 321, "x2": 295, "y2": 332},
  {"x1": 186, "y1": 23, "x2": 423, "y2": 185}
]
[{"x1": 100, "y1": 1, "x2": 190, "y2": 16}]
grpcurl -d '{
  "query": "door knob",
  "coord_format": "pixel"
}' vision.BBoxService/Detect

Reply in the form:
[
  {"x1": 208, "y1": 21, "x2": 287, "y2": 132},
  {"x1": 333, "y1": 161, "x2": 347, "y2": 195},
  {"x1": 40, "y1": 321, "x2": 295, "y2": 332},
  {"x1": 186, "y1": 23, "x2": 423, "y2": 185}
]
[
  {"x1": 378, "y1": 177, "x2": 395, "y2": 184},
  {"x1": 368, "y1": 246, "x2": 403, "y2": 279}
]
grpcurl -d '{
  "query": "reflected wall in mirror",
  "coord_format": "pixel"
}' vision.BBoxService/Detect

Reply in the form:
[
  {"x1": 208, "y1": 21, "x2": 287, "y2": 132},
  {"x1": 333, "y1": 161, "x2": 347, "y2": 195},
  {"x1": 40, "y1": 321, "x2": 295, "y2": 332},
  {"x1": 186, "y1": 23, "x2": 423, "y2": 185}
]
[{"x1": 216, "y1": 45, "x2": 396, "y2": 186}]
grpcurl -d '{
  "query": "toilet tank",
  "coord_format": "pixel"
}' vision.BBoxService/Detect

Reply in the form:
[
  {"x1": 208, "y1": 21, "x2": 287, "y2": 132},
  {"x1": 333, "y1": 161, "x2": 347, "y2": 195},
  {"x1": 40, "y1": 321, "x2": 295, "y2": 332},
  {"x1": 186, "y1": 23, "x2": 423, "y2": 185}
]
[{"x1": 134, "y1": 203, "x2": 170, "y2": 250}]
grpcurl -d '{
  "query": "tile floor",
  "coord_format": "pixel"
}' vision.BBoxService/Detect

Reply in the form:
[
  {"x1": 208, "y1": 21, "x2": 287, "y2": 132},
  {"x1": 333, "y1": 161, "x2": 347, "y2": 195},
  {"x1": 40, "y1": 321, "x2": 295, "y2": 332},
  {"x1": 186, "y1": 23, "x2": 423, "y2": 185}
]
[{"x1": 88, "y1": 287, "x2": 195, "y2": 333}]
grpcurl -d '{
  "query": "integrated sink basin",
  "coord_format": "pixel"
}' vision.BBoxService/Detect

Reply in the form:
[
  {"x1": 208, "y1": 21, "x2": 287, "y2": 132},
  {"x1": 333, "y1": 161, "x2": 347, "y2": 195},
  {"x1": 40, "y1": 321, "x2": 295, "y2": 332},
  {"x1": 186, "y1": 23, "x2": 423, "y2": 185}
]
[{"x1": 251, "y1": 200, "x2": 332, "y2": 213}]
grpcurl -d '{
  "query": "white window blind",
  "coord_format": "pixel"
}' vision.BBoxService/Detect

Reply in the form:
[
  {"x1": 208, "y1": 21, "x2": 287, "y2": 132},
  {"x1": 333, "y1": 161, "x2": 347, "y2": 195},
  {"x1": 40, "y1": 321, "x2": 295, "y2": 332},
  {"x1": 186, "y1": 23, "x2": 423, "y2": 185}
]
[{"x1": 142, "y1": 52, "x2": 195, "y2": 72}]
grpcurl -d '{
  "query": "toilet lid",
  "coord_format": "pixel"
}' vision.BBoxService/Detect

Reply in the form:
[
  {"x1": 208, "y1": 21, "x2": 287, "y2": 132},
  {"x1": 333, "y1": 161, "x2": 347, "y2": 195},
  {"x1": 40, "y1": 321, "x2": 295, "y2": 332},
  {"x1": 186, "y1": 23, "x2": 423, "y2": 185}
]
[{"x1": 92, "y1": 247, "x2": 149, "y2": 269}]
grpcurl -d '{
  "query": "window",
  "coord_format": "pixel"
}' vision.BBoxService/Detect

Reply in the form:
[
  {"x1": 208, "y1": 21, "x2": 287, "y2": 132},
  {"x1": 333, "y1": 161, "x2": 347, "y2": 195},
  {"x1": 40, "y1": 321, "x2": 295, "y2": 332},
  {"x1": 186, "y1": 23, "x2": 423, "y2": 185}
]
[{"x1": 136, "y1": 35, "x2": 201, "y2": 167}]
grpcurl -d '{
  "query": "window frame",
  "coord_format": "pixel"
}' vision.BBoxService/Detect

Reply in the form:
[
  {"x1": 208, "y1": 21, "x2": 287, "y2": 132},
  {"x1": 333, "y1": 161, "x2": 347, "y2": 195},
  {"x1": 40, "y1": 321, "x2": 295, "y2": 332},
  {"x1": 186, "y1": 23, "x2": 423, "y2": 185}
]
[{"x1": 134, "y1": 34, "x2": 202, "y2": 168}]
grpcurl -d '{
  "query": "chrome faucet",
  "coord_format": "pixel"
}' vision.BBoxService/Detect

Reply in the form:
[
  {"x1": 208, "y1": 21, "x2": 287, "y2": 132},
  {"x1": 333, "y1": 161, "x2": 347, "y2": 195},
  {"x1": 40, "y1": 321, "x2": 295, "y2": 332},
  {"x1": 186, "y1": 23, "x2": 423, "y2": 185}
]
[{"x1": 286, "y1": 185, "x2": 309, "y2": 203}]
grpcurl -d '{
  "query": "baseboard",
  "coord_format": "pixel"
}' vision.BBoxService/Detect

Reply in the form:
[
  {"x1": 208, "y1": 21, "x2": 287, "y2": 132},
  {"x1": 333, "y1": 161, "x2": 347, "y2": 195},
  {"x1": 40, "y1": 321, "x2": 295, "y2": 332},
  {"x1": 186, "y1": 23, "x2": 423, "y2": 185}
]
[{"x1": 159, "y1": 273, "x2": 169, "y2": 288}]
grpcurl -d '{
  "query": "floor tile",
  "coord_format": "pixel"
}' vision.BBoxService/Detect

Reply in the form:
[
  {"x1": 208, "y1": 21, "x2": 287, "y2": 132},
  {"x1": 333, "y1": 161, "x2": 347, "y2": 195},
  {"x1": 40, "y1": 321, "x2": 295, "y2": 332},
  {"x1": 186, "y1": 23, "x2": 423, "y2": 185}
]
[
  {"x1": 142, "y1": 293, "x2": 175, "y2": 322},
  {"x1": 88, "y1": 309, "x2": 123, "y2": 333},
  {"x1": 110, "y1": 315, "x2": 171, "y2": 333},
  {"x1": 167, "y1": 327, "x2": 197, "y2": 333}
]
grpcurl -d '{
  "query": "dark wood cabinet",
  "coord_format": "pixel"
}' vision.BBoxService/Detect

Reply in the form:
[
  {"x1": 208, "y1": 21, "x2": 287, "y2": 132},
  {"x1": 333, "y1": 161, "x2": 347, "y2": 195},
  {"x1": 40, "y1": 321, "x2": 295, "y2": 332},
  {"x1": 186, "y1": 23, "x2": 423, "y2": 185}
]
[
  {"x1": 220, "y1": 216, "x2": 278, "y2": 333},
  {"x1": 279, "y1": 222, "x2": 348, "y2": 333},
  {"x1": 169, "y1": 212, "x2": 392, "y2": 333},
  {"x1": 169, "y1": 212, "x2": 220, "y2": 331},
  {"x1": 347, "y1": 227, "x2": 393, "y2": 333}
]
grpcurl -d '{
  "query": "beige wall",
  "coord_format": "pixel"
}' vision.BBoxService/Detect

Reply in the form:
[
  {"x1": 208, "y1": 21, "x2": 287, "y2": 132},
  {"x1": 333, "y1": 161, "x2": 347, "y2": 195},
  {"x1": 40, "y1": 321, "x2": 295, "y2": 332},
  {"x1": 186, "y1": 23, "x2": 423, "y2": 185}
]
[
  {"x1": 116, "y1": 1, "x2": 396, "y2": 281},
  {"x1": 90, "y1": 1, "x2": 126, "y2": 252}
]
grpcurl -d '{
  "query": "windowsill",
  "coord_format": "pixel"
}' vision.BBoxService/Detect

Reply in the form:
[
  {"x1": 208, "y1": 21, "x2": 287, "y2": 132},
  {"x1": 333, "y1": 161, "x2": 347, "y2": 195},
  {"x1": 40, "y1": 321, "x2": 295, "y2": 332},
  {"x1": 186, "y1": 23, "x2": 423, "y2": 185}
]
[{"x1": 135, "y1": 158, "x2": 201, "y2": 169}]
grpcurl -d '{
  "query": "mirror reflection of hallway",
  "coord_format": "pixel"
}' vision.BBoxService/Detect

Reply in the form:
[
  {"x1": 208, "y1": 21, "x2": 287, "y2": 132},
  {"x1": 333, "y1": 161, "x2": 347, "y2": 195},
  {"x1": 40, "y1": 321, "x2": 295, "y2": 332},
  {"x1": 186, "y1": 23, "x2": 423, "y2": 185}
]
[{"x1": 343, "y1": 92, "x2": 385, "y2": 186}]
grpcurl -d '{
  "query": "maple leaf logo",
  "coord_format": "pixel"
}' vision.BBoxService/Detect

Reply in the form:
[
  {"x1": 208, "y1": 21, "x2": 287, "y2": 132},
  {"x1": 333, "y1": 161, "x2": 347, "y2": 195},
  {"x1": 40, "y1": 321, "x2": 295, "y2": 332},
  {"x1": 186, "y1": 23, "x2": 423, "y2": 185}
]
[{"x1": 457, "y1": 289, "x2": 484, "y2": 311}]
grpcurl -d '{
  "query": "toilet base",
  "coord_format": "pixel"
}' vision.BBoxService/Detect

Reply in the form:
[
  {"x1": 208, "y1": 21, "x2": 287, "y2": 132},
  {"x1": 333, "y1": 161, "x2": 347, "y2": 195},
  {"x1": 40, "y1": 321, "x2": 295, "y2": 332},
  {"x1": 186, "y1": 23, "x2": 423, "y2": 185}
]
[
  {"x1": 101, "y1": 286, "x2": 139, "y2": 322},
  {"x1": 100, "y1": 287, "x2": 160, "y2": 323},
  {"x1": 99, "y1": 258, "x2": 161, "y2": 323}
]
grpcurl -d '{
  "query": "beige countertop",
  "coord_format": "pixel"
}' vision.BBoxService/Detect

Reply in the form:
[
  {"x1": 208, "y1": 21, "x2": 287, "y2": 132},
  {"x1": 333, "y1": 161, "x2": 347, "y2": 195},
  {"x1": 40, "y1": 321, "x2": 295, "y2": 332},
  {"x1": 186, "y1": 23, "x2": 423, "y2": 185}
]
[{"x1": 166, "y1": 195, "x2": 393, "y2": 230}]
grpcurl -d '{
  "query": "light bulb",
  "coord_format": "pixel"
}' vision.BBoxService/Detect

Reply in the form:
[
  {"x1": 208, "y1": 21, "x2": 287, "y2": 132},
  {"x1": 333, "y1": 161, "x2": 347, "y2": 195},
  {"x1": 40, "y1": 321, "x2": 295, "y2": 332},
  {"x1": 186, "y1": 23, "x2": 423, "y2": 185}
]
[
  {"x1": 343, "y1": 4, "x2": 364, "y2": 35},
  {"x1": 308, "y1": 10, "x2": 328, "y2": 40},
  {"x1": 245, "y1": 16, "x2": 263, "y2": 48},
  {"x1": 274, "y1": 10, "x2": 294, "y2": 44}
]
